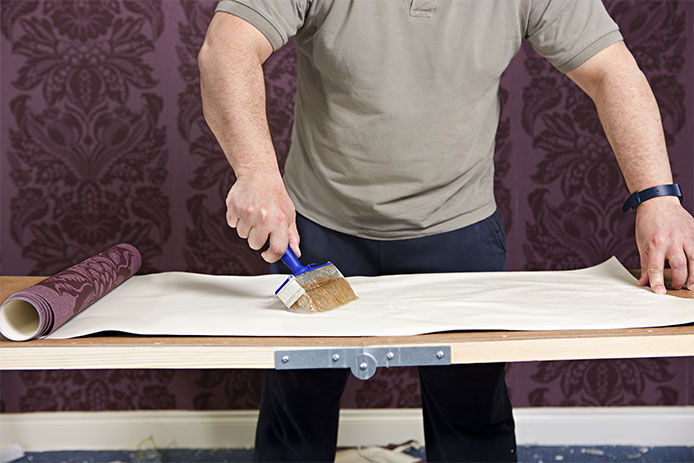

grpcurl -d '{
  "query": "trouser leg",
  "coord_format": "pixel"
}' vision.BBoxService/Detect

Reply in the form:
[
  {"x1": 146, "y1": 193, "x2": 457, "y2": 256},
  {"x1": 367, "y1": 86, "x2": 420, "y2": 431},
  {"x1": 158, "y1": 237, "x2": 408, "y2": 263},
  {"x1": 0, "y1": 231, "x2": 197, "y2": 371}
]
[
  {"x1": 254, "y1": 368, "x2": 351, "y2": 462},
  {"x1": 382, "y1": 210, "x2": 516, "y2": 461},
  {"x1": 419, "y1": 363, "x2": 516, "y2": 462}
]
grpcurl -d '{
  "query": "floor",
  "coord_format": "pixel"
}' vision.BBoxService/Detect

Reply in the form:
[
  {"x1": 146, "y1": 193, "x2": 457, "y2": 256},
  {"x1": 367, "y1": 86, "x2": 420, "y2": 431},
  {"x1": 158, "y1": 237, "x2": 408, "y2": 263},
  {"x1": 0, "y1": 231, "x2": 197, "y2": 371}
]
[{"x1": 7, "y1": 446, "x2": 694, "y2": 463}]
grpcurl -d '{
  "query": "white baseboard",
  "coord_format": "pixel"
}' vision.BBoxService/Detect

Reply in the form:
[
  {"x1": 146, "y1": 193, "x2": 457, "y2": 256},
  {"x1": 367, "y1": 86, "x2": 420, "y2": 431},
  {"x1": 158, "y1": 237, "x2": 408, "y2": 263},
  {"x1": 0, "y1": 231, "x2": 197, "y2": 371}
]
[{"x1": 1, "y1": 407, "x2": 692, "y2": 451}]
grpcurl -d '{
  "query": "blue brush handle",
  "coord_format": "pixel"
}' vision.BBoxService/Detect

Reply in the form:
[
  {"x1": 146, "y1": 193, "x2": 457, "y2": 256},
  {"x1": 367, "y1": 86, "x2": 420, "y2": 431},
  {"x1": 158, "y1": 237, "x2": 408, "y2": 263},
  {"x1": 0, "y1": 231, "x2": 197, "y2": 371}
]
[{"x1": 281, "y1": 248, "x2": 306, "y2": 275}]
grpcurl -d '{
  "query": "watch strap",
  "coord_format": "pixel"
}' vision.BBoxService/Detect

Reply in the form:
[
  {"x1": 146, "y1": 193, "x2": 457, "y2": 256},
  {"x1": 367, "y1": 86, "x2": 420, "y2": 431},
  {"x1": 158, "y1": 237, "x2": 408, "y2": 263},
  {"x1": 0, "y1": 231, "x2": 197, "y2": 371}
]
[{"x1": 622, "y1": 183, "x2": 682, "y2": 212}]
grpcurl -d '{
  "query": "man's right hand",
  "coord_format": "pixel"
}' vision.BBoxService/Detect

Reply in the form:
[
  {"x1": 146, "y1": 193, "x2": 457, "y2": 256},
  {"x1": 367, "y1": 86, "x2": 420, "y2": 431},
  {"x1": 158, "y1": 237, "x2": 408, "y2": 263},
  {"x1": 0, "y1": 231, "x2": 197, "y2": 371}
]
[{"x1": 226, "y1": 170, "x2": 301, "y2": 263}]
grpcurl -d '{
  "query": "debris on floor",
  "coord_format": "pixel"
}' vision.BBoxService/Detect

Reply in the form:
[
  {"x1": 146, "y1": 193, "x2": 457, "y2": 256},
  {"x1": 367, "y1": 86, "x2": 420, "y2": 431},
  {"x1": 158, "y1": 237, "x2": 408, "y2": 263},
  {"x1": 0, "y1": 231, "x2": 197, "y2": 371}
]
[
  {"x1": 8, "y1": 445, "x2": 694, "y2": 462},
  {"x1": 336, "y1": 441, "x2": 424, "y2": 463},
  {"x1": 0, "y1": 444, "x2": 25, "y2": 463}
]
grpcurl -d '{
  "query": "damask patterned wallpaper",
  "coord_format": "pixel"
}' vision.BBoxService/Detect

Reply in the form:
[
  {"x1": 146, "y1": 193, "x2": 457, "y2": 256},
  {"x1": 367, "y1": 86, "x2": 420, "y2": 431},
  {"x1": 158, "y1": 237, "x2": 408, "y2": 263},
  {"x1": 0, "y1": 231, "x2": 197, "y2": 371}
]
[{"x1": 0, "y1": 0, "x2": 692, "y2": 412}]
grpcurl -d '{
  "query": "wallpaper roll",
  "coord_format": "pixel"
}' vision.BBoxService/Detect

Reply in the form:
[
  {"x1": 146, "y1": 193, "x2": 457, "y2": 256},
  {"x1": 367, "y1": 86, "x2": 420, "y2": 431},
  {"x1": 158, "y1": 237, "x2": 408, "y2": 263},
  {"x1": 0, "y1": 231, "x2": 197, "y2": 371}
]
[{"x1": 0, "y1": 243, "x2": 141, "y2": 341}]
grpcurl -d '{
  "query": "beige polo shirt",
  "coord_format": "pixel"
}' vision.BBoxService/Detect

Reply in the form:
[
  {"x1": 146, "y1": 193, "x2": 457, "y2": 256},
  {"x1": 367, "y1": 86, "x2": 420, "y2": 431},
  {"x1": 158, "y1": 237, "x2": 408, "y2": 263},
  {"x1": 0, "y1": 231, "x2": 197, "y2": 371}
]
[{"x1": 216, "y1": 0, "x2": 622, "y2": 240}]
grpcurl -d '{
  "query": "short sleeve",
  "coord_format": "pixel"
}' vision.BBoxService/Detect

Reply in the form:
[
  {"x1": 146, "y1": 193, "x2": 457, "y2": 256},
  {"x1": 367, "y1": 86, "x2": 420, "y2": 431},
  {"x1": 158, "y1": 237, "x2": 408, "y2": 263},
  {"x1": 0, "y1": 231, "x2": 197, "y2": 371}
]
[
  {"x1": 525, "y1": 0, "x2": 623, "y2": 73},
  {"x1": 215, "y1": 0, "x2": 310, "y2": 51}
]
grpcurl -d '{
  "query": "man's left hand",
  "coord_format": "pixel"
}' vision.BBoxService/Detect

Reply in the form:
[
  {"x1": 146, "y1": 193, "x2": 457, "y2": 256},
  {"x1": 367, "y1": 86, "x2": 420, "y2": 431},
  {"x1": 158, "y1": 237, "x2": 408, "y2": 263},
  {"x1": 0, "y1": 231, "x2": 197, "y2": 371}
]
[{"x1": 635, "y1": 196, "x2": 694, "y2": 293}]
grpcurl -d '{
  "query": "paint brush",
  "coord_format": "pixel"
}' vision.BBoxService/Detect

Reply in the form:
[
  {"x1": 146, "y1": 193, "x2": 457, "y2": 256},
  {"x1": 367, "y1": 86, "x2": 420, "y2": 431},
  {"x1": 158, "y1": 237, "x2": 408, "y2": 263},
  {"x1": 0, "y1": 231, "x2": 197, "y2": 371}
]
[{"x1": 275, "y1": 249, "x2": 357, "y2": 313}]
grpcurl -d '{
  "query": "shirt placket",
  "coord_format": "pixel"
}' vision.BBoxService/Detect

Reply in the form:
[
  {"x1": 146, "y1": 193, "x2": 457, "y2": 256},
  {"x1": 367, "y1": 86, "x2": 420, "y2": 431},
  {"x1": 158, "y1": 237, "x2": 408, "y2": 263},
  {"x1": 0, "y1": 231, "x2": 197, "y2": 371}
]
[{"x1": 409, "y1": 0, "x2": 439, "y2": 18}]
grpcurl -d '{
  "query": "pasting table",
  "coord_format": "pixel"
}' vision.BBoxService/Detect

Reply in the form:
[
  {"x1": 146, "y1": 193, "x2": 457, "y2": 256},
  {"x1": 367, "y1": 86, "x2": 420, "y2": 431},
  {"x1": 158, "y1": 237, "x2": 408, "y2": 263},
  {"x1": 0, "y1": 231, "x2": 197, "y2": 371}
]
[{"x1": 1, "y1": 275, "x2": 692, "y2": 379}]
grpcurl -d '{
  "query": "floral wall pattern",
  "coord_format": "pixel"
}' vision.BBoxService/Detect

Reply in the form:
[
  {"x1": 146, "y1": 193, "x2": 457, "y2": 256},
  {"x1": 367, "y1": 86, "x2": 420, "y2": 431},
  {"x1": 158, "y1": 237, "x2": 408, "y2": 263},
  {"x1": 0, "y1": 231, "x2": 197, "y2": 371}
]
[
  {"x1": 1, "y1": 0, "x2": 692, "y2": 413},
  {"x1": 520, "y1": 1, "x2": 688, "y2": 271},
  {"x1": 2, "y1": 0, "x2": 170, "y2": 274}
]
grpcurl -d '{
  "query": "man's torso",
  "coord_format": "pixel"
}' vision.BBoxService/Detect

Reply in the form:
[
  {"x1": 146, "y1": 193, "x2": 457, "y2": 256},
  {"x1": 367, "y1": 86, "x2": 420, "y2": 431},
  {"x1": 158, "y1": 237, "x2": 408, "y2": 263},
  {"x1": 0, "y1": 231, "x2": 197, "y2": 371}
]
[{"x1": 215, "y1": 0, "x2": 620, "y2": 239}]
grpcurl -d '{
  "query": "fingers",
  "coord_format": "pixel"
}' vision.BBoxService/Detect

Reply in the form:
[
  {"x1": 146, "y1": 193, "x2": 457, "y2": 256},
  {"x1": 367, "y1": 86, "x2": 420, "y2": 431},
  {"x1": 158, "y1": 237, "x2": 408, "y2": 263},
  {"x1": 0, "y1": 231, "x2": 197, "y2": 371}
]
[
  {"x1": 226, "y1": 209, "x2": 238, "y2": 229},
  {"x1": 236, "y1": 213, "x2": 252, "y2": 240},
  {"x1": 638, "y1": 255, "x2": 649, "y2": 287},
  {"x1": 262, "y1": 226, "x2": 289, "y2": 263},
  {"x1": 685, "y1": 243, "x2": 694, "y2": 291},
  {"x1": 260, "y1": 214, "x2": 301, "y2": 263},
  {"x1": 228, "y1": 202, "x2": 297, "y2": 262},
  {"x1": 639, "y1": 241, "x2": 694, "y2": 293},
  {"x1": 667, "y1": 249, "x2": 688, "y2": 290},
  {"x1": 233, "y1": 205, "x2": 261, "y2": 242},
  {"x1": 226, "y1": 191, "x2": 241, "y2": 232},
  {"x1": 248, "y1": 225, "x2": 269, "y2": 251},
  {"x1": 645, "y1": 241, "x2": 667, "y2": 294},
  {"x1": 247, "y1": 208, "x2": 270, "y2": 250},
  {"x1": 635, "y1": 199, "x2": 694, "y2": 293},
  {"x1": 226, "y1": 198, "x2": 239, "y2": 229},
  {"x1": 288, "y1": 219, "x2": 301, "y2": 258},
  {"x1": 224, "y1": 179, "x2": 298, "y2": 261}
]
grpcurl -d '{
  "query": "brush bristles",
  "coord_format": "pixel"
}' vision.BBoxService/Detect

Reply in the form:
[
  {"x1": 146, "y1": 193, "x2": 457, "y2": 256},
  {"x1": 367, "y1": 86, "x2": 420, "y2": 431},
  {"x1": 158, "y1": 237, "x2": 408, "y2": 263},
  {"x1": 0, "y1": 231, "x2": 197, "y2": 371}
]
[{"x1": 288, "y1": 265, "x2": 358, "y2": 313}]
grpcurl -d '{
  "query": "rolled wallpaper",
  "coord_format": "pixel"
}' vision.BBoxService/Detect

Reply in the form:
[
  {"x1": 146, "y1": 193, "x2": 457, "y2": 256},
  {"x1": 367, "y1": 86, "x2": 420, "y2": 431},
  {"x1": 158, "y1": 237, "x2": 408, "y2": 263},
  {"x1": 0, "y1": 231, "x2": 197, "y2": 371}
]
[{"x1": 0, "y1": 243, "x2": 141, "y2": 341}]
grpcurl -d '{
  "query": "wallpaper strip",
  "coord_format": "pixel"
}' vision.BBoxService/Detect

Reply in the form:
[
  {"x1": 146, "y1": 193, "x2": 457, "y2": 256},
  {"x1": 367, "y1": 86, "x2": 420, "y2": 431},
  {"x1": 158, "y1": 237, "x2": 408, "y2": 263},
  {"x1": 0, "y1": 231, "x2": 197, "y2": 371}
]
[{"x1": 0, "y1": 244, "x2": 141, "y2": 341}]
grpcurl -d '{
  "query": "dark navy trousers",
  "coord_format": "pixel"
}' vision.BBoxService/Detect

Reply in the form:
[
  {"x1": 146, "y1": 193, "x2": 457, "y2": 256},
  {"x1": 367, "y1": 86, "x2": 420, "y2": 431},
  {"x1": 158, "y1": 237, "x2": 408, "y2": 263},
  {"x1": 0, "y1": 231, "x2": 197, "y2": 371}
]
[{"x1": 255, "y1": 211, "x2": 517, "y2": 462}]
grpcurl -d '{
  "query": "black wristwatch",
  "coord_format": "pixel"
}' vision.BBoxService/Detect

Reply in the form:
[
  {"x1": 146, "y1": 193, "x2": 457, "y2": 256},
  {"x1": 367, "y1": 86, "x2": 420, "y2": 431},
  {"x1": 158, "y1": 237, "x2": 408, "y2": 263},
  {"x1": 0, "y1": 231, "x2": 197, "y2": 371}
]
[{"x1": 622, "y1": 183, "x2": 683, "y2": 212}]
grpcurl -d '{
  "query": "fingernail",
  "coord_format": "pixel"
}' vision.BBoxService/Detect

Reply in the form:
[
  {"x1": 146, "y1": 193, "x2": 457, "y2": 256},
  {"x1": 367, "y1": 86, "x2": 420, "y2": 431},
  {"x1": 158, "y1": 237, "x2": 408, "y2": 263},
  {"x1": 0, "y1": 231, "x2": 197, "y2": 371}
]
[
  {"x1": 688, "y1": 284, "x2": 694, "y2": 291},
  {"x1": 655, "y1": 285, "x2": 666, "y2": 294}
]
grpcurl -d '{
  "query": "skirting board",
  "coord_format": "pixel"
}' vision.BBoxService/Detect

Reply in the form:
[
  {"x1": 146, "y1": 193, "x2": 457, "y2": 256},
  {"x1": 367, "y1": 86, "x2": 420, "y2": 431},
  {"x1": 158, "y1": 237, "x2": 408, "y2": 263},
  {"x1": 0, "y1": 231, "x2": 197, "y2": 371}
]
[{"x1": 1, "y1": 407, "x2": 692, "y2": 451}]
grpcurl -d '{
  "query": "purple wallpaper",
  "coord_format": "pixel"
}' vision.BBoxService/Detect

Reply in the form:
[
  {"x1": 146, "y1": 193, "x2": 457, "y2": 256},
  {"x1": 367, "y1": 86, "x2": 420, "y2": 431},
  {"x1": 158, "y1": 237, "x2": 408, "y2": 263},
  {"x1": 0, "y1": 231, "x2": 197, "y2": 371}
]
[
  {"x1": 0, "y1": 0, "x2": 692, "y2": 412},
  {"x1": 3, "y1": 243, "x2": 140, "y2": 340}
]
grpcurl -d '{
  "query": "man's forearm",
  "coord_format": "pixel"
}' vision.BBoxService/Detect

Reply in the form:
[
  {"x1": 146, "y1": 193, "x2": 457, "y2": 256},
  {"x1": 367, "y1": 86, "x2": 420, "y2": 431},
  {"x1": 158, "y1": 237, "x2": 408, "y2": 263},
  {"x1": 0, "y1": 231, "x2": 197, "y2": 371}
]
[
  {"x1": 198, "y1": 13, "x2": 278, "y2": 178},
  {"x1": 569, "y1": 42, "x2": 673, "y2": 193},
  {"x1": 567, "y1": 41, "x2": 694, "y2": 292},
  {"x1": 198, "y1": 13, "x2": 301, "y2": 262}
]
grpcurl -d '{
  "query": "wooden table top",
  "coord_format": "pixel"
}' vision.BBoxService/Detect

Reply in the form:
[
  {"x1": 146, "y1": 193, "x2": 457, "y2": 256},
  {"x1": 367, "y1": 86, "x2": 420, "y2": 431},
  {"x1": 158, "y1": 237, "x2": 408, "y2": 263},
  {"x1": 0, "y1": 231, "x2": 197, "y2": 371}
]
[{"x1": 1, "y1": 273, "x2": 692, "y2": 370}]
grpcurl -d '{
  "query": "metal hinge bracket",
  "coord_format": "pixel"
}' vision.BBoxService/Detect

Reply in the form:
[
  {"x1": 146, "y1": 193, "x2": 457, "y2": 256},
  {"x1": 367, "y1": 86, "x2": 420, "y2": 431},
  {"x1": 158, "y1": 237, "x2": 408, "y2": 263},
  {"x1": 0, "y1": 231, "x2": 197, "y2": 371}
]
[{"x1": 275, "y1": 346, "x2": 451, "y2": 380}]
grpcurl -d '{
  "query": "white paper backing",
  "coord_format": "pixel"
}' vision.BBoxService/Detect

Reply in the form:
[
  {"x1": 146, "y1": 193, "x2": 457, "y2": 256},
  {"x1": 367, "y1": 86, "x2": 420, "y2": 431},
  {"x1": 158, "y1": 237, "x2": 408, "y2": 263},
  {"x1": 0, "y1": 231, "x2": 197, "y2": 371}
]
[{"x1": 47, "y1": 257, "x2": 694, "y2": 339}]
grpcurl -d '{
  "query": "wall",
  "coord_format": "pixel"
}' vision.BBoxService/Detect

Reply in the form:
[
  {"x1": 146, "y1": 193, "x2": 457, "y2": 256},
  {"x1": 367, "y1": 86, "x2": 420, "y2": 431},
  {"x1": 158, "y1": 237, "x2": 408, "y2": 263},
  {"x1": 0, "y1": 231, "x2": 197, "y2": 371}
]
[{"x1": 0, "y1": 0, "x2": 692, "y2": 412}]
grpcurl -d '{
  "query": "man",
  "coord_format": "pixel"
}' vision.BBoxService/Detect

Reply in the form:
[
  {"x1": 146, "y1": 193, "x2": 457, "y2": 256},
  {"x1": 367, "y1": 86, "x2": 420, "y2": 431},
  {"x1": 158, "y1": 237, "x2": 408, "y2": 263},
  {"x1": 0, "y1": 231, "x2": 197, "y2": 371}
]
[{"x1": 198, "y1": 1, "x2": 694, "y2": 461}]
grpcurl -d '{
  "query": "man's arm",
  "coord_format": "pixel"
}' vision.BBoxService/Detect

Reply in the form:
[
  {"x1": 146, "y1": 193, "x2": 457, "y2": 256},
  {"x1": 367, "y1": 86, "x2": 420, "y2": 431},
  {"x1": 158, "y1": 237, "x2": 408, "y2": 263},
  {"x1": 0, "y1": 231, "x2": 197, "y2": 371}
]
[
  {"x1": 566, "y1": 41, "x2": 694, "y2": 293},
  {"x1": 198, "y1": 12, "x2": 300, "y2": 263}
]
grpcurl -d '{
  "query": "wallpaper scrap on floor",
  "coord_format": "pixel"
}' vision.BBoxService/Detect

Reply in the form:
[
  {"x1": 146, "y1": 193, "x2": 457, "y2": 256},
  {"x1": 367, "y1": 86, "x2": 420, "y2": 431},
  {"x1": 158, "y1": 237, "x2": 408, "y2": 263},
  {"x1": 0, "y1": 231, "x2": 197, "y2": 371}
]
[{"x1": 0, "y1": 0, "x2": 692, "y2": 412}]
